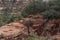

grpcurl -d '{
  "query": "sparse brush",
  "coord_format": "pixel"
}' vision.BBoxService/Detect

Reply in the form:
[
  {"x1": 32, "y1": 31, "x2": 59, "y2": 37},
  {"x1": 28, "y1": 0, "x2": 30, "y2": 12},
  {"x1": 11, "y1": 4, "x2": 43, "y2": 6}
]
[{"x1": 27, "y1": 32, "x2": 47, "y2": 40}]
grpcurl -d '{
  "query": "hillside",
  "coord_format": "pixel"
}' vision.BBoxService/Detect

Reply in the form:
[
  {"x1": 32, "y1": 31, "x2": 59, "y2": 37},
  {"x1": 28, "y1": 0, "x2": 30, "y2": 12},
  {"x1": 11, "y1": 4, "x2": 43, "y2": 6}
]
[
  {"x1": 0, "y1": 13, "x2": 60, "y2": 40},
  {"x1": 0, "y1": 0, "x2": 60, "y2": 40}
]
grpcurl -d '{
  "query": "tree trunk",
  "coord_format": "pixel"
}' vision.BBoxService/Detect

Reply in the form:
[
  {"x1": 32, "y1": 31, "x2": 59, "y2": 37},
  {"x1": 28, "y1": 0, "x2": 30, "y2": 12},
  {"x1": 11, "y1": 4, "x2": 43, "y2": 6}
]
[{"x1": 27, "y1": 26, "x2": 30, "y2": 35}]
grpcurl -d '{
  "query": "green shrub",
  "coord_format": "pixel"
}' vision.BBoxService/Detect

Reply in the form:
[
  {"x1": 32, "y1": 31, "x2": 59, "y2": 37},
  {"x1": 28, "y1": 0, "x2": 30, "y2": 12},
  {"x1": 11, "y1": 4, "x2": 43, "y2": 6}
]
[
  {"x1": 22, "y1": 0, "x2": 60, "y2": 18},
  {"x1": 1, "y1": 8, "x2": 12, "y2": 15},
  {"x1": 21, "y1": 12, "x2": 29, "y2": 18},
  {"x1": 42, "y1": 0, "x2": 60, "y2": 19},
  {"x1": 43, "y1": 10, "x2": 60, "y2": 19},
  {"x1": 24, "y1": 20, "x2": 33, "y2": 35},
  {"x1": 24, "y1": 20, "x2": 33, "y2": 27},
  {"x1": 22, "y1": 0, "x2": 46, "y2": 17},
  {"x1": 0, "y1": 12, "x2": 22, "y2": 27},
  {"x1": 46, "y1": 0, "x2": 60, "y2": 11},
  {"x1": 10, "y1": 14, "x2": 21, "y2": 22}
]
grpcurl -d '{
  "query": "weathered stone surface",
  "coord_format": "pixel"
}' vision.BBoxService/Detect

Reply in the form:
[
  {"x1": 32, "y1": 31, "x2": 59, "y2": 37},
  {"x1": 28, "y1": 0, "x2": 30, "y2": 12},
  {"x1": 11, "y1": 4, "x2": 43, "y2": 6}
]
[{"x1": 0, "y1": 22, "x2": 27, "y2": 37}]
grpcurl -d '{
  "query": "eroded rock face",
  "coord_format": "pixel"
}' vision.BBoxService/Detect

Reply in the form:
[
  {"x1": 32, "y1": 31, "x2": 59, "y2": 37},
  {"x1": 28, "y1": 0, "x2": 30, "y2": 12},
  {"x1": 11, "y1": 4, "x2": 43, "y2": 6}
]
[
  {"x1": 0, "y1": 21, "x2": 28, "y2": 40},
  {"x1": 24, "y1": 14, "x2": 60, "y2": 40},
  {"x1": 25, "y1": 14, "x2": 60, "y2": 36},
  {"x1": 33, "y1": 18, "x2": 60, "y2": 36}
]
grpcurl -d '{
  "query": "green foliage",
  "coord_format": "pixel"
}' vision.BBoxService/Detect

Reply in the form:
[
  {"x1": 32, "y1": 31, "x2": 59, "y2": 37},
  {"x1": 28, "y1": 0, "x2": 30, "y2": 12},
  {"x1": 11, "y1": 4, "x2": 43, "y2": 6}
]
[
  {"x1": 21, "y1": 12, "x2": 29, "y2": 18},
  {"x1": 10, "y1": 13, "x2": 22, "y2": 22},
  {"x1": 0, "y1": 0, "x2": 60, "y2": 27},
  {"x1": 22, "y1": 0, "x2": 46, "y2": 17},
  {"x1": 24, "y1": 20, "x2": 33, "y2": 27},
  {"x1": 43, "y1": 10, "x2": 60, "y2": 19},
  {"x1": 42, "y1": 0, "x2": 60, "y2": 19},
  {"x1": 22, "y1": 0, "x2": 60, "y2": 18},
  {"x1": 46, "y1": 0, "x2": 60, "y2": 11},
  {"x1": 24, "y1": 20, "x2": 33, "y2": 35},
  {"x1": 1, "y1": 8, "x2": 12, "y2": 15},
  {"x1": 0, "y1": 13, "x2": 22, "y2": 27}
]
